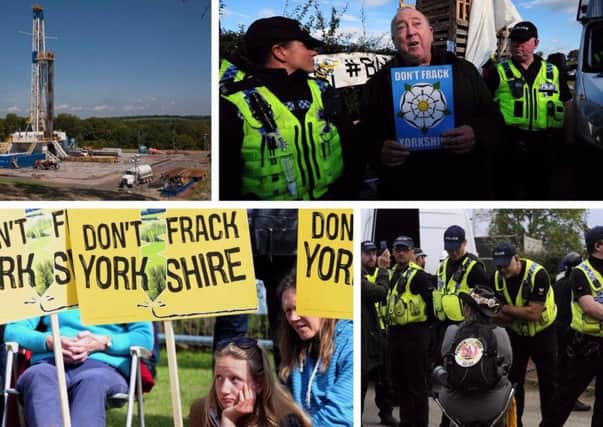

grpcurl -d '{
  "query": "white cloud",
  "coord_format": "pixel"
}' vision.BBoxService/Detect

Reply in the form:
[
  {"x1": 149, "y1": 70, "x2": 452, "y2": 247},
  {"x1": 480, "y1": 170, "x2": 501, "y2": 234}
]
[
  {"x1": 56, "y1": 104, "x2": 70, "y2": 110},
  {"x1": 7, "y1": 106, "x2": 21, "y2": 113},
  {"x1": 258, "y1": 8, "x2": 278, "y2": 18},
  {"x1": 123, "y1": 105, "x2": 148, "y2": 112},
  {"x1": 341, "y1": 14, "x2": 361, "y2": 23},
  {"x1": 520, "y1": 0, "x2": 575, "y2": 14},
  {"x1": 93, "y1": 105, "x2": 111, "y2": 112},
  {"x1": 364, "y1": 0, "x2": 392, "y2": 7}
]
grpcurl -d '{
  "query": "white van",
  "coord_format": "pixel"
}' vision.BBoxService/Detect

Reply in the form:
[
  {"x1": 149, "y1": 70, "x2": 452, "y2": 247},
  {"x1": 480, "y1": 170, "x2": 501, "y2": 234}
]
[
  {"x1": 576, "y1": 0, "x2": 603, "y2": 148},
  {"x1": 361, "y1": 209, "x2": 477, "y2": 275}
]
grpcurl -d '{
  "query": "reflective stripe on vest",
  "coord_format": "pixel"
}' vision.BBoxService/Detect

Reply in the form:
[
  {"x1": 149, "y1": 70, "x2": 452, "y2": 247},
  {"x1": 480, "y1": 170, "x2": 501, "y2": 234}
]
[
  {"x1": 434, "y1": 255, "x2": 479, "y2": 322},
  {"x1": 385, "y1": 264, "x2": 427, "y2": 326},
  {"x1": 223, "y1": 81, "x2": 343, "y2": 200},
  {"x1": 494, "y1": 60, "x2": 565, "y2": 131},
  {"x1": 365, "y1": 269, "x2": 386, "y2": 330},
  {"x1": 494, "y1": 259, "x2": 557, "y2": 336},
  {"x1": 219, "y1": 59, "x2": 246, "y2": 87},
  {"x1": 571, "y1": 261, "x2": 603, "y2": 337}
]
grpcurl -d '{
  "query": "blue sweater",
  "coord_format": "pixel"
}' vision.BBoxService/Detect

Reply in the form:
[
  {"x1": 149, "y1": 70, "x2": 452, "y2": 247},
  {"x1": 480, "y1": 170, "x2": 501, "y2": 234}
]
[
  {"x1": 288, "y1": 320, "x2": 353, "y2": 426},
  {"x1": 4, "y1": 309, "x2": 153, "y2": 377}
]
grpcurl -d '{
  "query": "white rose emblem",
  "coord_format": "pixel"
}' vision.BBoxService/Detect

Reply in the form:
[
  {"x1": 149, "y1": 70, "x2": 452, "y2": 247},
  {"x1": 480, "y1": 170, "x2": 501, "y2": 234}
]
[{"x1": 398, "y1": 82, "x2": 450, "y2": 134}]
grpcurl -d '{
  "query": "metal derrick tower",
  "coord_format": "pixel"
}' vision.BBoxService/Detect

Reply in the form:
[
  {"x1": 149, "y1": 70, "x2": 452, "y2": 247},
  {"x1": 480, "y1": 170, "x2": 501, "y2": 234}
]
[{"x1": 30, "y1": 4, "x2": 55, "y2": 136}]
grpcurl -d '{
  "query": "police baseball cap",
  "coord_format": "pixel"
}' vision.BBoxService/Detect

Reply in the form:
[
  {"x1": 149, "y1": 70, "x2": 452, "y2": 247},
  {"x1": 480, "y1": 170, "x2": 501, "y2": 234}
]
[
  {"x1": 585, "y1": 226, "x2": 603, "y2": 249},
  {"x1": 444, "y1": 225, "x2": 465, "y2": 252},
  {"x1": 361, "y1": 240, "x2": 377, "y2": 253},
  {"x1": 414, "y1": 247, "x2": 427, "y2": 257},
  {"x1": 393, "y1": 235, "x2": 414, "y2": 249},
  {"x1": 509, "y1": 21, "x2": 538, "y2": 42},
  {"x1": 492, "y1": 243, "x2": 517, "y2": 267},
  {"x1": 245, "y1": 17, "x2": 324, "y2": 51}
]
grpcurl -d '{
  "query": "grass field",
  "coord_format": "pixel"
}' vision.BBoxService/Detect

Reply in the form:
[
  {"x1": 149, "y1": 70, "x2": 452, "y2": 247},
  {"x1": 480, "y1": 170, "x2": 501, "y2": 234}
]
[{"x1": 106, "y1": 349, "x2": 213, "y2": 427}]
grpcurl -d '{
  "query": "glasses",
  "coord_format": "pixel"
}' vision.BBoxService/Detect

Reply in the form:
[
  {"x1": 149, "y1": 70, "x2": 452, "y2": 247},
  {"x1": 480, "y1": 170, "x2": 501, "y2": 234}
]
[
  {"x1": 393, "y1": 246, "x2": 410, "y2": 252},
  {"x1": 215, "y1": 336, "x2": 258, "y2": 351}
]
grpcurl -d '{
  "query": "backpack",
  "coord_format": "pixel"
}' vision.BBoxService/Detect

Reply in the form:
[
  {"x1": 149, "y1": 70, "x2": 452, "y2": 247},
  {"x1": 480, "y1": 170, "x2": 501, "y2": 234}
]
[{"x1": 443, "y1": 320, "x2": 502, "y2": 393}]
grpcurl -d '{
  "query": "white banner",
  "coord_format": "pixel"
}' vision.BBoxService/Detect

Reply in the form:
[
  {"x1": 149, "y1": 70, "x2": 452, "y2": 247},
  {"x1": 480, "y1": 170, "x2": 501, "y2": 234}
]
[{"x1": 314, "y1": 52, "x2": 393, "y2": 88}]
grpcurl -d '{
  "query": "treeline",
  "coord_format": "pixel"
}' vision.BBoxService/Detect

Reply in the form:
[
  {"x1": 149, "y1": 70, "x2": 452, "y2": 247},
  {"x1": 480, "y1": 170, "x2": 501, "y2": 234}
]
[{"x1": 0, "y1": 113, "x2": 211, "y2": 151}]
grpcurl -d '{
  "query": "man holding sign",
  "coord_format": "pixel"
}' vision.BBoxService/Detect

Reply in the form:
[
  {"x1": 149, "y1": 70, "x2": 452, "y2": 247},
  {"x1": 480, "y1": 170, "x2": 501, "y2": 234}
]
[
  {"x1": 4, "y1": 309, "x2": 153, "y2": 427},
  {"x1": 359, "y1": 6, "x2": 504, "y2": 200}
]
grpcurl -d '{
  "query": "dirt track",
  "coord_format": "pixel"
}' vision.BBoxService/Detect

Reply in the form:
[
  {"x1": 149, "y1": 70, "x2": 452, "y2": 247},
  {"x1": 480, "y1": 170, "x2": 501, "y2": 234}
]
[{"x1": 0, "y1": 150, "x2": 210, "y2": 200}]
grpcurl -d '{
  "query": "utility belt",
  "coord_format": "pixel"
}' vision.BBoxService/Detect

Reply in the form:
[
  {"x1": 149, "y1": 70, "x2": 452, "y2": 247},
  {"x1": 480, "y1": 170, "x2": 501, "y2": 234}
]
[{"x1": 567, "y1": 332, "x2": 603, "y2": 360}]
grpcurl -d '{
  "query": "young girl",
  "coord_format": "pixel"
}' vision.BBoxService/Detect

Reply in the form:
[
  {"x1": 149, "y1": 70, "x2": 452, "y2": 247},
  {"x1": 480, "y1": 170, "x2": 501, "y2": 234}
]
[
  {"x1": 277, "y1": 270, "x2": 353, "y2": 426},
  {"x1": 189, "y1": 337, "x2": 310, "y2": 427}
]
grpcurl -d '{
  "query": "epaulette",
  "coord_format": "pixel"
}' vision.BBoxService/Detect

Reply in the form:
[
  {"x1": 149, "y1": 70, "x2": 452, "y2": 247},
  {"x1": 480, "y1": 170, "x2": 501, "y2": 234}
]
[{"x1": 220, "y1": 76, "x2": 264, "y2": 97}]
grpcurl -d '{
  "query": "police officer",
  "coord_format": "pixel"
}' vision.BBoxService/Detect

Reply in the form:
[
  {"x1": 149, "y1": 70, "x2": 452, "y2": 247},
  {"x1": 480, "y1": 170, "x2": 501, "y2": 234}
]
[
  {"x1": 552, "y1": 227, "x2": 603, "y2": 426},
  {"x1": 385, "y1": 235, "x2": 434, "y2": 427},
  {"x1": 491, "y1": 243, "x2": 558, "y2": 427},
  {"x1": 413, "y1": 248, "x2": 428, "y2": 270},
  {"x1": 485, "y1": 21, "x2": 573, "y2": 200},
  {"x1": 219, "y1": 16, "x2": 357, "y2": 200},
  {"x1": 554, "y1": 252, "x2": 592, "y2": 412},
  {"x1": 433, "y1": 225, "x2": 488, "y2": 427},
  {"x1": 361, "y1": 241, "x2": 398, "y2": 427}
]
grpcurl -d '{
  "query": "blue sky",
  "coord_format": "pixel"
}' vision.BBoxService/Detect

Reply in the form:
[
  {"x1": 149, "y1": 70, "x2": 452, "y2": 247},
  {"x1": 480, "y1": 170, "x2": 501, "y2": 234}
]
[
  {"x1": 1, "y1": 1, "x2": 210, "y2": 118},
  {"x1": 220, "y1": 0, "x2": 582, "y2": 57}
]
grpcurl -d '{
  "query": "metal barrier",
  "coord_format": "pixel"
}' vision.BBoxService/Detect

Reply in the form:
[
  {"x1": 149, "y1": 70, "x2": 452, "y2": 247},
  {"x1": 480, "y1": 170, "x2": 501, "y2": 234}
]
[{"x1": 157, "y1": 334, "x2": 274, "y2": 350}]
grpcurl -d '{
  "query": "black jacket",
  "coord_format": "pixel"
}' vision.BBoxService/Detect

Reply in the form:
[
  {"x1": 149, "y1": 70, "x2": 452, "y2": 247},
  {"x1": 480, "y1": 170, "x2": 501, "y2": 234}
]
[
  {"x1": 359, "y1": 49, "x2": 504, "y2": 200},
  {"x1": 361, "y1": 266, "x2": 389, "y2": 376}
]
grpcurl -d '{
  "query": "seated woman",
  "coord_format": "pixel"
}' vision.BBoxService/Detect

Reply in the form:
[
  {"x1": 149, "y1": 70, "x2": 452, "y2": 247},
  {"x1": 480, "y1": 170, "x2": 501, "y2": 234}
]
[
  {"x1": 189, "y1": 336, "x2": 310, "y2": 427},
  {"x1": 4, "y1": 308, "x2": 153, "y2": 427},
  {"x1": 277, "y1": 269, "x2": 353, "y2": 426}
]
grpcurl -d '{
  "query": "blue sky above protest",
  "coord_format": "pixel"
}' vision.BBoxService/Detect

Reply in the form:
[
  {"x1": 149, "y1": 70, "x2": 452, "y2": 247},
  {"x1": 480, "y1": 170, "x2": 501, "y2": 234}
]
[
  {"x1": 220, "y1": 0, "x2": 582, "y2": 58},
  {"x1": 1, "y1": 0, "x2": 210, "y2": 118}
]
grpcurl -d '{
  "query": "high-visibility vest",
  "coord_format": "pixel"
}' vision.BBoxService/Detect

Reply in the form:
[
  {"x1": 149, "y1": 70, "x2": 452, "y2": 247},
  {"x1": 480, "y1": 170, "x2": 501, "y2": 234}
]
[
  {"x1": 365, "y1": 268, "x2": 386, "y2": 330},
  {"x1": 570, "y1": 260, "x2": 603, "y2": 337},
  {"x1": 494, "y1": 259, "x2": 557, "y2": 336},
  {"x1": 494, "y1": 59, "x2": 565, "y2": 131},
  {"x1": 433, "y1": 254, "x2": 482, "y2": 322},
  {"x1": 220, "y1": 60, "x2": 343, "y2": 200},
  {"x1": 385, "y1": 263, "x2": 427, "y2": 326}
]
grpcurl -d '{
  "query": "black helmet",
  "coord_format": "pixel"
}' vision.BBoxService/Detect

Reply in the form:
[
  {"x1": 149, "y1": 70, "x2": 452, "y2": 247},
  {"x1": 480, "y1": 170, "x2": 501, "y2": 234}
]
[
  {"x1": 560, "y1": 251, "x2": 582, "y2": 271},
  {"x1": 459, "y1": 286, "x2": 501, "y2": 318}
]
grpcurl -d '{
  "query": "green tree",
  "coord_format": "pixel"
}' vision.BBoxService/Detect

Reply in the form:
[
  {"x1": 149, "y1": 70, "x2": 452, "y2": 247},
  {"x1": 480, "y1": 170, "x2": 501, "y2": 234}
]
[
  {"x1": 4, "y1": 114, "x2": 26, "y2": 134},
  {"x1": 487, "y1": 209, "x2": 588, "y2": 274}
]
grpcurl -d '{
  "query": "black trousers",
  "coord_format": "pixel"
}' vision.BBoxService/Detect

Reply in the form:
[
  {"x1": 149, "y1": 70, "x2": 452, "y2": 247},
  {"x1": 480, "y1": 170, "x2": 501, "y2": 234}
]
[
  {"x1": 389, "y1": 323, "x2": 431, "y2": 427},
  {"x1": 361, "y1": 362, "x2": 395, "y2": 418},
  {"x1": 507, "y1": 325, "x2": 558, "y2": 427},
  {"x1": 494, "y1": 129, "x2": 555, "y2": 200},
  {"x1": 553, "y1": 334, "x2": 603, "y2": 427}
]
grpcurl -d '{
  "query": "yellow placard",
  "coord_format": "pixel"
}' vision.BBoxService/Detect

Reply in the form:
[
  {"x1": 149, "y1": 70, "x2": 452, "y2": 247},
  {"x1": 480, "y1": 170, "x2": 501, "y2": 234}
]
[
  {"x1": 0, "y1": 209, "x2": 77, "y2": 324},
  {"x1": 68, "y1": 209, "x2": 257, "y2": 325},
  {"x1": 296, "y1": 209, "x2": 353, "y2": 319}
]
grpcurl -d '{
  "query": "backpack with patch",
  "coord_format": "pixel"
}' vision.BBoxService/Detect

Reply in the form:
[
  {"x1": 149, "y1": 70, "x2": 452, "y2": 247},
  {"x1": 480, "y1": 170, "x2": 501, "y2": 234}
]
[{"x1": 443, "y1": 320, "x2": 502, "y2": 393}]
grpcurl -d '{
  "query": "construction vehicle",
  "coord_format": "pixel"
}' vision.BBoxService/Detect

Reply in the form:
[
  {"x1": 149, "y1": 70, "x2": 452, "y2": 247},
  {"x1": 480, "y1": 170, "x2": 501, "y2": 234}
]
[
  {"x1": 33, "y1": 158, "x2": 60, "y2": 170},
  {"x1": 119, "y1": 164, "x2": 153, "y2": 188}
]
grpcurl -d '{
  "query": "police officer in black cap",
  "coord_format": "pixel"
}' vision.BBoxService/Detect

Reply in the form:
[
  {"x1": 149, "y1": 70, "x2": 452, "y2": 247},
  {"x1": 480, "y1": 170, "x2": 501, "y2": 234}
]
[
  {"x1": 434, "y1": 225, "x2": 488, "y2": 427},
  {"x1": 385, "y1": 235, "x2": 435, "y2": 427},
  {"x1": 490, "y1": 242, "x2": 557, "y2": 427},
  {"x1": 552, "y1": 226, "x2": 603, "y2": 426},
  {"x1": 484, "y1": 21, "x2": 573, "y2": 200},
  {"x1": 554, "y1": 251, "x2": 591, "y2": 412},
  {"x1": 219, "y1": 16, "x2": 358, "y2": 200},
  {"x1": 361, "y1": 241, "x2": 398, "y2": 426}
]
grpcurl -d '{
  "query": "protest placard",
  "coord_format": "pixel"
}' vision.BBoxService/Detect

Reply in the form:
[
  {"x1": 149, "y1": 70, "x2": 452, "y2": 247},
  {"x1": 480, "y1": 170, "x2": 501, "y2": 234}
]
[
  {"x1": 68, "y1": 208, "x2": 258, "y2": 325},
  {"x1": 0, "y1": 208, "x2": 76, "y2": 324},
  {"x1": 296, "y1": 209, "x2": 353, "y2": 319},
  {"x1": 313, "y1": 52, "x2": 393, "y2": 88},
  {"x1": 390, "y1": 64, "x2": 455, "y2": 150}
]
